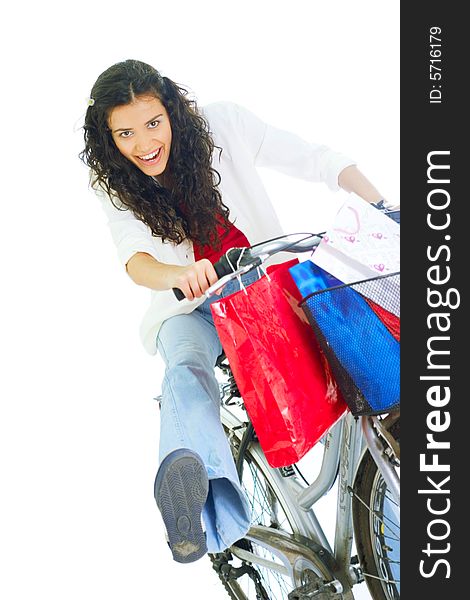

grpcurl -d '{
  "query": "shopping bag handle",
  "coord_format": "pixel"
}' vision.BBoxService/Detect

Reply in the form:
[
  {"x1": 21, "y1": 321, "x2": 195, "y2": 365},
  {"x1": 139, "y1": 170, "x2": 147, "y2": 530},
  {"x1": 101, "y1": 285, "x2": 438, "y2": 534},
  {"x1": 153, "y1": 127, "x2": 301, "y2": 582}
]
[{"x1": 173, "y1": 232, "x2": 324, "y2": 301}]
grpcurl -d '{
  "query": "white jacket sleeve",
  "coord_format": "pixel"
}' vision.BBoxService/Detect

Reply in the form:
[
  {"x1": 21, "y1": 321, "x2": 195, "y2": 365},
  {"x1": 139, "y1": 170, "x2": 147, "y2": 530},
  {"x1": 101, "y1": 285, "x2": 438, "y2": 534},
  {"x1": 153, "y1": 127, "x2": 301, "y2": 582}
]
[
  {"x1": 93, "y1": 180, "x2": 161, "y2": 267},
  {"x1": 228, "y1": 102, "x2": 356, "y2": 191}
]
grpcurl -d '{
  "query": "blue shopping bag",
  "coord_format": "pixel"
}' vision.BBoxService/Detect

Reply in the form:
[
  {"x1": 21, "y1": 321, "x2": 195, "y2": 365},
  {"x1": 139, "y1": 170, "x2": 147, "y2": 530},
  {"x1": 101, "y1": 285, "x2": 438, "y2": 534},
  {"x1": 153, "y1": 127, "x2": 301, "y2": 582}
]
[{"x1": 289, "y1": 261, "x2": 400, "y2": 416}]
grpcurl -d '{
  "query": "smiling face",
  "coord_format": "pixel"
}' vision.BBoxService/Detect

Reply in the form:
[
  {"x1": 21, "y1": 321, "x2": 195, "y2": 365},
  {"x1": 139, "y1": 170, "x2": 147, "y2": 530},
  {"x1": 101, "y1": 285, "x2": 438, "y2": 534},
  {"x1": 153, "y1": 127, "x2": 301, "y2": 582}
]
[{"x1": 108, "y1": 95, "x2": 172, "y2": 177}]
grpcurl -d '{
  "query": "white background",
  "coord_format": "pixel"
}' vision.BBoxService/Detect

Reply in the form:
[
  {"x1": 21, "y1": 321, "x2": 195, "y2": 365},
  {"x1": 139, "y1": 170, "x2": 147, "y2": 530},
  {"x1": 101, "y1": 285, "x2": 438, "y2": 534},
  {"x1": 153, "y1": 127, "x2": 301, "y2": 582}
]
[{"x1": 0, "y1": 1, "x2": 398, "y2": 598}]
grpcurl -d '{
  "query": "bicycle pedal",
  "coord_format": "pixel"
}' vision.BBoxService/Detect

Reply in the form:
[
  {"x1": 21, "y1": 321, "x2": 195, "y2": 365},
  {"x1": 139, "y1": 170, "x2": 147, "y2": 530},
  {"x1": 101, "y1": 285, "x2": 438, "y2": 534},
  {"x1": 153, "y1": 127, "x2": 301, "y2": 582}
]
[{"x1": 288, "y1": 576, "x2": 343, "y2": 600}]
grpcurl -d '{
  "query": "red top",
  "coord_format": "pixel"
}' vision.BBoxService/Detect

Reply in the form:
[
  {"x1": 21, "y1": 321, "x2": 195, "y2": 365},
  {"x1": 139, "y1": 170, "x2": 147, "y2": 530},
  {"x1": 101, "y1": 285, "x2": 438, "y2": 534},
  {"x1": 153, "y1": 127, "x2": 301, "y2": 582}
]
[{"x1": 193, "y1": 217, "x2": 250, "y2": 264}]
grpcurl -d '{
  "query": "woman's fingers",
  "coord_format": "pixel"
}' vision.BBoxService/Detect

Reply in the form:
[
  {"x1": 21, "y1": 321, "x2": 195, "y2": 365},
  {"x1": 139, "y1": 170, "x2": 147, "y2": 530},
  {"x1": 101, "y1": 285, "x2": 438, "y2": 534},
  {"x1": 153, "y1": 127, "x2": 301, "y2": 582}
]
[
  {"x1": 174, "y1": 259, "x2": 219, "y2": 300},
  {"x1": 194, "y1": 259, "x2": 218, "y2": 297},
  {"x1": 200, "y1": 258, "x2": 219, "y2": 287}
]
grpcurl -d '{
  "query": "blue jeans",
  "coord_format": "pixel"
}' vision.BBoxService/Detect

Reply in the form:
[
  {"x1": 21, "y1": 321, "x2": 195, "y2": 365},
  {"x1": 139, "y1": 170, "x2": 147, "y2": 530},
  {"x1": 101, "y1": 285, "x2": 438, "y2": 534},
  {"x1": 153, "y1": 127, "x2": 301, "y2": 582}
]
[{"x1": 156, "y1": 271, "x2": 260, "y2": 553}]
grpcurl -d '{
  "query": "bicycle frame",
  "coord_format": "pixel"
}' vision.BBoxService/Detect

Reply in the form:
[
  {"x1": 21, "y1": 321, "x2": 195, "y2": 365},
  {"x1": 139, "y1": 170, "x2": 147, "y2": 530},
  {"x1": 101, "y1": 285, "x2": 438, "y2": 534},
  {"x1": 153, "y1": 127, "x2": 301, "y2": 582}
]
[
  {"x1": 297, "y1": 413, "x2": 365, "y2": 579},
  {"x1": 221, "y1": 396, "x2": 400, "y2": 594},
  {"x1": 296, "y1": 414, "x2": 399, "y2": 578}
]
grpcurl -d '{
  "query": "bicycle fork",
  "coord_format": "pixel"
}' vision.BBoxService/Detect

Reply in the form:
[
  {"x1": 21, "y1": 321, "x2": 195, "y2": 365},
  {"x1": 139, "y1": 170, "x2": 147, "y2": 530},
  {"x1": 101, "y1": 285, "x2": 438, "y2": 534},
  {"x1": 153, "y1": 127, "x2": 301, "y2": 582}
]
[
  {"x1": 362, "y1": 416, "x2": 400, "y2": 505},
  {"x1": 334, "y1": 413, "x2": 365, "y2": 587},
  {"x1": 334, "y1": 414, "x2": 401, "y2": 588}
]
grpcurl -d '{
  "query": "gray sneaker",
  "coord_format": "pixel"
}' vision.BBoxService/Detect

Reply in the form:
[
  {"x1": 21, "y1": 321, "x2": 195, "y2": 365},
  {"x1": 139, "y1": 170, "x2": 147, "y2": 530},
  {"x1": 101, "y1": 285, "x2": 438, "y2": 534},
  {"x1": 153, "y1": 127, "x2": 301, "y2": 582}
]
[{"x1": 154, "y1": 449, "x2": 209, "y2": 563}]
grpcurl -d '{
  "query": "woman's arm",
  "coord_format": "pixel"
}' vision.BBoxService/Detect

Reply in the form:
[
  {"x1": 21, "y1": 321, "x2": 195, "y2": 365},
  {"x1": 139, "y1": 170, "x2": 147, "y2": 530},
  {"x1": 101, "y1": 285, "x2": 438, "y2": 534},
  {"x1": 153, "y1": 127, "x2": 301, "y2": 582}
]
[
  {"x1": 338, "y1": 164, "x2": 400, "y2": 224},
  {"x1": 126, "y1": 252, "x2": 218, "y2": 300},
  {"x1": 221, "y1": 103, "x2": 397, "y2": 207},
  {"x1": 337, "y1": 164, "x2": 383, "y2": 203},
  {"x1": 338, "y1": 164, "x2": 400, "y2": 214}
]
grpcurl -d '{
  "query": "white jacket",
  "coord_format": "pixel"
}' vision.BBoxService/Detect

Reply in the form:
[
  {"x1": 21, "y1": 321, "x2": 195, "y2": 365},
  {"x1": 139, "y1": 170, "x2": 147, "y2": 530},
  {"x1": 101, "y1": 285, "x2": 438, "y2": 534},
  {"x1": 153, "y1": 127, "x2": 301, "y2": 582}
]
[{"x1": 95, "y1": 101, "x2": 355, "y2": 354}]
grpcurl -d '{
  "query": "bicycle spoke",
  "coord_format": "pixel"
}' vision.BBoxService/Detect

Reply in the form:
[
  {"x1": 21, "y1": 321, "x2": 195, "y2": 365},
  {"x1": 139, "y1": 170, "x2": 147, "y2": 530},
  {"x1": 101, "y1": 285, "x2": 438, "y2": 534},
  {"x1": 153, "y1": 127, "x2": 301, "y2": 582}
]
[
  {"x1": 219, "y1": 455, "x2": 296, "y2": 598},
  {"x1": 244, "y1": 463, "x2": 290, "y2": 532},
  {"x1": 351, "y1": 487, "x2": 400, "y2": 542},
  {"x1": 362, "y1": 571, "x2": 400, "y2": 585},
  {"x1": 383, "y1": 489, "x2": 400, "y2": 510}
]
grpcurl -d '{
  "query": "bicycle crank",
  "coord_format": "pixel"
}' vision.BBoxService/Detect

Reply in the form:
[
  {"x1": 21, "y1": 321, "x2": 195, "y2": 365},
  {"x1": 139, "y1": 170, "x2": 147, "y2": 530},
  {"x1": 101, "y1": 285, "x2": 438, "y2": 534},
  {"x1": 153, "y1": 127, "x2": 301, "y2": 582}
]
[
  {"x1": 231, "y1": 525, "x2": 353, "y2": 597},
  {"x1": 288, "y1": 569, "x2": 344, "y2": 600}
]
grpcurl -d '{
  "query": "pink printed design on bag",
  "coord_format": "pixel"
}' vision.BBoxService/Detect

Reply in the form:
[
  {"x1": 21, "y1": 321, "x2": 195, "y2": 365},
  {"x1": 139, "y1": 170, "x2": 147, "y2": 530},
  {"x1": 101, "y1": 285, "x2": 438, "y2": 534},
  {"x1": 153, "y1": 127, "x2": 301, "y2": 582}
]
[
  {"x1": 311, "y1": 193, "x2": 400, "y2": 303},
  {"x1": 333, "y1": 206, "x2": 360, "y2": 235}
]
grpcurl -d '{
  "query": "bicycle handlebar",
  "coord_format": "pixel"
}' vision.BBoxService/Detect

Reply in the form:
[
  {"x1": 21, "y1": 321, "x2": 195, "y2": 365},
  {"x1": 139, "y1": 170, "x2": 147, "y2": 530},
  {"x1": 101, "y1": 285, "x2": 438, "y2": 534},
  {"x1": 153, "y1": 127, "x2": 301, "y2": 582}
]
[{"x1": 172, "y1": 232, "x2": 324, "y2": 301}]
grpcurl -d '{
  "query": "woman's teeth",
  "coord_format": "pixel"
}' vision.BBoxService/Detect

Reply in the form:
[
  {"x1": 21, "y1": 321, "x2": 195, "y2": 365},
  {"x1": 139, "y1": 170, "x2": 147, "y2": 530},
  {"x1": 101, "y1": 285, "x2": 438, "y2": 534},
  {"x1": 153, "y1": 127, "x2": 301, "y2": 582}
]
[{"x1": 139, "y1": 148, "x2": 161, "y2": 161}]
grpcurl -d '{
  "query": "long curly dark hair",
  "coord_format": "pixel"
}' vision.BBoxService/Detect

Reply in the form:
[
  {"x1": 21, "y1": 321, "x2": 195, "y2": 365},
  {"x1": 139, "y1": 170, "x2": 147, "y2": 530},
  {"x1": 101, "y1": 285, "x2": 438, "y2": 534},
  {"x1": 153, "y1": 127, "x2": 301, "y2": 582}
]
[{"x1": 80, "y1": 59, "x2": 231, "y2": 248}]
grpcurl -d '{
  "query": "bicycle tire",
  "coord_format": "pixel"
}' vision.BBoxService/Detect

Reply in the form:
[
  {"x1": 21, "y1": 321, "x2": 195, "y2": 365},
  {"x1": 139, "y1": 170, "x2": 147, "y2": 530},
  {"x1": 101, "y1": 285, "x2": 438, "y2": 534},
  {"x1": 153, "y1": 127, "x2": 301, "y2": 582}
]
[
  {"x1": 352, "y1": 418, "x2": 400, "y2": 600},
  {"x1": 210, "y1": 417, "x2": 353, "y2": 600}
]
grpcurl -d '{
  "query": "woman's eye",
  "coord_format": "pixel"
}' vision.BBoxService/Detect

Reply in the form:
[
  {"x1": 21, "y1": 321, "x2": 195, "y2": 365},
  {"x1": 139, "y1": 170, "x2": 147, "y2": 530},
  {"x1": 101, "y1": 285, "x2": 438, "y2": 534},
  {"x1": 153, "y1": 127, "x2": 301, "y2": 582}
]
[
  {"x1": 148, "y1": 120, "x2": 160, "y2": 129},
  {"x1": 119, "y1": 131, "x2": 133, "y2": 138}
]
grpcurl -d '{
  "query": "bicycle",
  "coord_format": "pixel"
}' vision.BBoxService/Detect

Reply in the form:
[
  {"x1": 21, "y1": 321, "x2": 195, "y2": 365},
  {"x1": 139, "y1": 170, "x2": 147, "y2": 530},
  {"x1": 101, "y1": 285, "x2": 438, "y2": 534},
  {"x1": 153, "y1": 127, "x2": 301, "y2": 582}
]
[{"x1": 174, "y1": 233, "x2": 400, "y2": 600}]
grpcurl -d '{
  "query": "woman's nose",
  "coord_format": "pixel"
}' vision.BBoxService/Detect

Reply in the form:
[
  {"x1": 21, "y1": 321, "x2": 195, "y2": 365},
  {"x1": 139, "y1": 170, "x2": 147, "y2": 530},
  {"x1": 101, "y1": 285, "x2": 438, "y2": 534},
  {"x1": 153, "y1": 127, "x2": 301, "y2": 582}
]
[{"x1": 135, "y1": 133, "x2": 158, "y2": 154}]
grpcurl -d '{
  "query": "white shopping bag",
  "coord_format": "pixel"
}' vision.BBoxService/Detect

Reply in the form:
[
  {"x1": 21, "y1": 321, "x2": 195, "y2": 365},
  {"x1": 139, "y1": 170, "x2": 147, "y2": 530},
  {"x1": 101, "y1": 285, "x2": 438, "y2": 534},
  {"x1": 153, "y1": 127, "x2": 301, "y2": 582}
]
[{"x1": 312, "y1": 193, "x2": 400, "y2": 314}]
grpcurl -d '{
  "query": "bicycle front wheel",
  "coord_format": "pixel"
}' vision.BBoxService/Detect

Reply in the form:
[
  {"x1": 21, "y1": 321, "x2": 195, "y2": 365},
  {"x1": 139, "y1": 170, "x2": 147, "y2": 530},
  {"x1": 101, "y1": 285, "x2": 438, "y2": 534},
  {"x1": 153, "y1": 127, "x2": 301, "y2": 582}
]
[{"x1": 352, "y1": 417, "x2": 400, "y2": 600}]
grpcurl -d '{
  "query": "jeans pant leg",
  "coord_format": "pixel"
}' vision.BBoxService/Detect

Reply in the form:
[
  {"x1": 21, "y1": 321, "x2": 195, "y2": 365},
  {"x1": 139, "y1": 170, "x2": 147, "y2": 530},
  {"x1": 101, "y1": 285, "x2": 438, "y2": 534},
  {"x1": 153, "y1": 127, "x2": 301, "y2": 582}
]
[{"x1": 156, "y1": 279, "x2": 256, "y2": 552}]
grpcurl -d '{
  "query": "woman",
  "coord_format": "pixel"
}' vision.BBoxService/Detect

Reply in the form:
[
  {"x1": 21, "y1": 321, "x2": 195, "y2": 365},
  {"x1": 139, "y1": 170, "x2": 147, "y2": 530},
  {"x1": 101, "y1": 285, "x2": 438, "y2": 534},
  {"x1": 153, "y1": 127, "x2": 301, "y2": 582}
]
[{"x1": 80, "y1": 59, "x2": 397, "y2": 564}]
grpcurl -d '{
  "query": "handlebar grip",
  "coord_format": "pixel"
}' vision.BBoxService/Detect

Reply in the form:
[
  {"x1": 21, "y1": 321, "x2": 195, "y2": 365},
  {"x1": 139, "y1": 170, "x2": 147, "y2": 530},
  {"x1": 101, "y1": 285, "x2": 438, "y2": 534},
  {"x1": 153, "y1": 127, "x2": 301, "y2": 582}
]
[{"x1": 172, "y1": 250, "x2": 243, "y2": 301}]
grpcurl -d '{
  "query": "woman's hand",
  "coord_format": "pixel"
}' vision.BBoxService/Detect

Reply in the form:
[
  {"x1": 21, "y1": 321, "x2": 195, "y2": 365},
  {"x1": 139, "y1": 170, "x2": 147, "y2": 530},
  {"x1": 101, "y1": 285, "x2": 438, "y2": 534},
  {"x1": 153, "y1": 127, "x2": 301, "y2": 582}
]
[
  {"x1": 371, "y1": 199, "x2": 400, "y2": 224},
  {"x1": 171, "y1": 259, "x2": 219, "y2": 301},
  {"x1": 337, "y1": 165, "x2": 400, "y2": 224},
  {"x1": 125, "y1": 253, "x2": 219, "y2": 297}
]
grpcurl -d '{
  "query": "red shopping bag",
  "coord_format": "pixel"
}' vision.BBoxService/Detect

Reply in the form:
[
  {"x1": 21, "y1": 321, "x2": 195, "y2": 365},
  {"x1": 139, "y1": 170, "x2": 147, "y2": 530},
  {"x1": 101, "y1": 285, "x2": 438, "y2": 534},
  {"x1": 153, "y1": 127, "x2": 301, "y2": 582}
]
[{"x1": 210, "y1": 259, "x2": 348, "y2": 468}]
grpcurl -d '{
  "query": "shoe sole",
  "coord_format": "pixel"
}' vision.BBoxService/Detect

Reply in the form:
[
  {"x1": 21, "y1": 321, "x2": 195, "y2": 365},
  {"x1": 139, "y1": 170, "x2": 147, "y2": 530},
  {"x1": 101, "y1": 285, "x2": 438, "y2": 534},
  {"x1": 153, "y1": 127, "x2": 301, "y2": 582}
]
[{"x1": 154, "y1": 449, "x2": 209, "y2": 564}]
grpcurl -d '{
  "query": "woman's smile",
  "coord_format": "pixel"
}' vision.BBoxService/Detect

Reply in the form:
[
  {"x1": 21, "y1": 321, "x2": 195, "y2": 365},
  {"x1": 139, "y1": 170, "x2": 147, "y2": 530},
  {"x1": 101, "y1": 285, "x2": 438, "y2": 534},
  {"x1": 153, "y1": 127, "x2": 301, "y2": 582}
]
[{"x1": 137, "y1": 146, "x2": 163, "y2": 165}]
